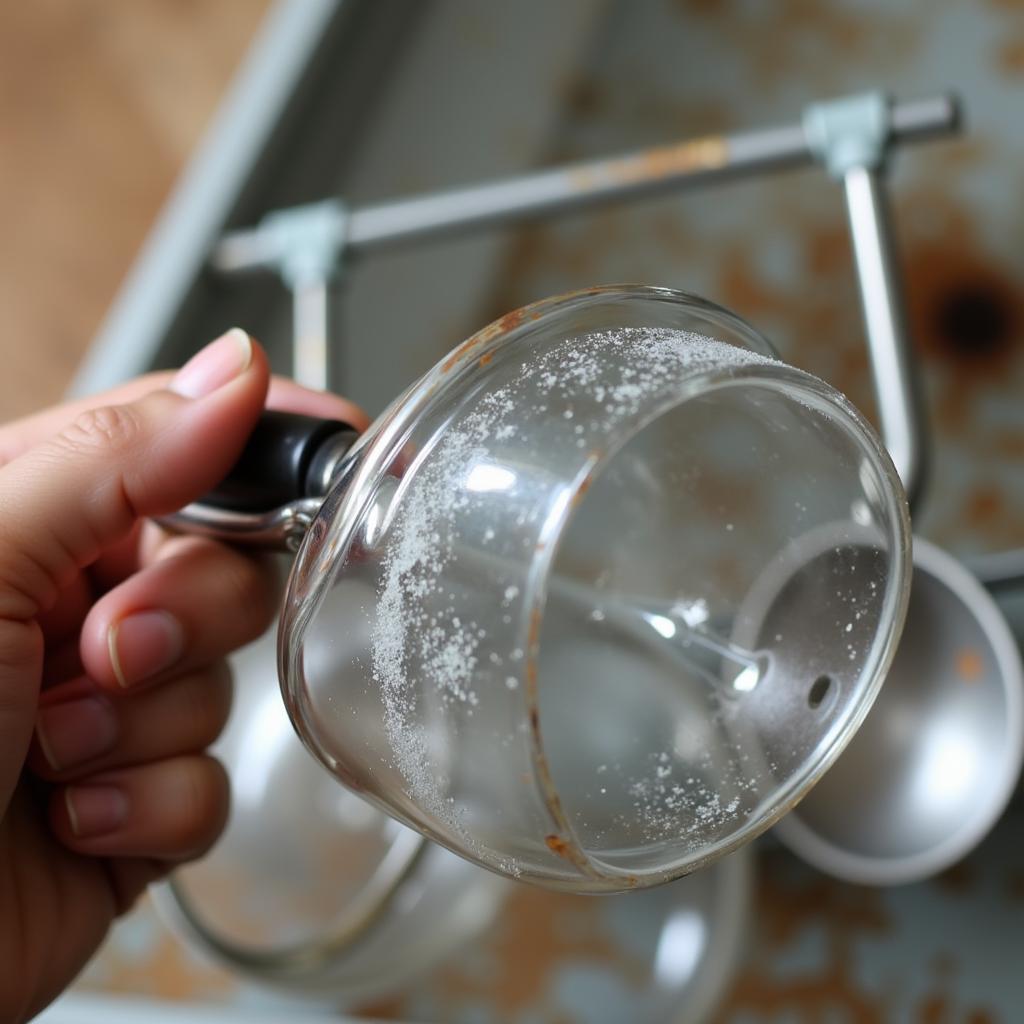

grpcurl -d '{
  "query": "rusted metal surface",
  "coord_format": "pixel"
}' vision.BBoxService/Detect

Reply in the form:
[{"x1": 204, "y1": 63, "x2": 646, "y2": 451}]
[
  {"x1": 488, "y1": 0, "x2": 1024, "y2": 566},
  {"x1": 713, "y1": 803, "x2": 1024, "y2": 1021},
  {"x1": 75, "y1": 804, "x2": 1024, "y2": 1019},
  {"x1": 74, "y1": 845, "x2": 749, "y2": 1021},
  {"x1": 477, "y1": 1, "x2": 1024, "y2": 1009}
]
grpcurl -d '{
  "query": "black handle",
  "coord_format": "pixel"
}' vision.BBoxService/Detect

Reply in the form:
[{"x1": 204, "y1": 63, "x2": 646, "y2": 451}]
[{"x1": 200, "y1": 410, "x2": 358, "y2": 513}]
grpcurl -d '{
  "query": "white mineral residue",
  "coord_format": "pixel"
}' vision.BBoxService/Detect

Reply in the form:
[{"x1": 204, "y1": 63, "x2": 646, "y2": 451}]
[
  {"x1": 625, "y1": 749, "x2": 761, "y2": 848},
  {"x1": 370, "y1": 327, "x2": 778, "y2": 838}
]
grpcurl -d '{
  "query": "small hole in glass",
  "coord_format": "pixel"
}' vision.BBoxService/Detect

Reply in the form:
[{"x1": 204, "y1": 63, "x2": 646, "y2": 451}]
[{"x1": 808, "y1": 675, "x2": 832, "y2": 709}]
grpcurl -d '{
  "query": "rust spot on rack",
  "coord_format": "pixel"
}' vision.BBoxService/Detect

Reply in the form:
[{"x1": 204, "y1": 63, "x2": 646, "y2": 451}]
[
  {"x1": 929, "y1": 281, "x2": 1017, "y2": 367},
  {"x1": 900, "y1": 216, "x2": 1024, "y2": 442},
  {"x1": 717, "y1": 844, "x2": 894, "y2": 1019},
  {"x1": 805, "y1": 224, "x2": 851, "y2": 277},
  {"x1": 964, "y1": 486, "x2": 1008, "y2": 530},
  {"x1": 999, "y1": 37, "x2": 1024, "y2": 74},
  {"x1": 399, "y1": 878, "x2": 643, "y2": 1015},
  {"x1": 906, "y1": 240, "x2": 1021, "y2": 382},
  {"x1": 563, "y1": 75, "x2": 607, "y2": 118},
  {"x1": 959, "y1": 485, "x2": 1023, "y2": 551},
  {"x1": 673, "y1": 0, "x2": 919, "y2": 85},
  {"x1": 993, "y1": 433, "x2": 1024, "y2": 459},
  {"x1": 569, "y1": 136, "x2": 728, "y2": 192}
]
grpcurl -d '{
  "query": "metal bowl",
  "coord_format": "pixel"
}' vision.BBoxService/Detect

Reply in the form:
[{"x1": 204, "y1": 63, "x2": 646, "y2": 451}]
[{"x1": 774, "y1": 536, "x2": 1024, "y2": 885}]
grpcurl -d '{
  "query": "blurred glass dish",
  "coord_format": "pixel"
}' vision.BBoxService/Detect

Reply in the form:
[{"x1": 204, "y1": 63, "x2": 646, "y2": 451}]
[
  {"x1": 376, "y1": 843, "x2": 754, "y2": 1024},
  {"x1": 155, "y1": 611, "x2": 752, "y2": 1016},
  {"x1": 153, "y1": 626, "x2": 509, "y2": 1003},
  {"x1": 171, "y1": 285, "x2": 911, "y2": 891}
]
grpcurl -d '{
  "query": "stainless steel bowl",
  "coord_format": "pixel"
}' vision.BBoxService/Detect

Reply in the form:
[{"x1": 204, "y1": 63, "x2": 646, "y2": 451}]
[{"x1": 774, "y1": 536, "x2": 1024, "y2": 885}]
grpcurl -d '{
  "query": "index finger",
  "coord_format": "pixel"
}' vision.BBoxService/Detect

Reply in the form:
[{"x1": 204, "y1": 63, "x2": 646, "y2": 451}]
[{"x1": 0, "y1": 370, "x2": 370, "y2": 466}]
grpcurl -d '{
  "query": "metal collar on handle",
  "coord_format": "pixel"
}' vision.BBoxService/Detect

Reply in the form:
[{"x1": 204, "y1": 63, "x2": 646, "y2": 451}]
[
  {"x1": 159, "y1": 498, "x2": 322, "y2": 553},
  {"x1": 159, "y1": 426, "x2": 361, "y2": 552}
]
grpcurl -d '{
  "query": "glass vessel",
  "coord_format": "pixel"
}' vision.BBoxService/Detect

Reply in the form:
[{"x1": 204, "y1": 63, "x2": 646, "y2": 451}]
[{"x1": 258, "y1": 285, "x2": 911, "y2": 892}]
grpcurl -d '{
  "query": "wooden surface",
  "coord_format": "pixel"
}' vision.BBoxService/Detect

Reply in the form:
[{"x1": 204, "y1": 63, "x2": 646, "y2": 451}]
[{"x1": 0, "y1": 0, "x2": 272, "y2": 423}]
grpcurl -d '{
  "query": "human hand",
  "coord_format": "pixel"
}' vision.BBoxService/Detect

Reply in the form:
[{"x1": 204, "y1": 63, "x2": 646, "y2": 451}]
[{"x1": 0, "y1": 330, "x2": 367, "y2": 1022}]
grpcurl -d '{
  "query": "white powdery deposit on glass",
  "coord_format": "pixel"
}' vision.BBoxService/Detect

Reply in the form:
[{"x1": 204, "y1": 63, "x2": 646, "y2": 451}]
[
  {"x1": 370, "y1": 327, "x2": 777, "y2": 843},
  {"x1": 625, "y1": 749, "x2": 760, "y2": 851}
]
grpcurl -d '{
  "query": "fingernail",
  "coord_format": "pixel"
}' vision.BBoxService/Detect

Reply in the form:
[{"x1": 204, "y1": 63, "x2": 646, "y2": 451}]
[
  {"x1": 65, "y1": 785, "x2": 129, "y2": 838},
  {"x1": 36, "y1": 697, "x2": 118, "y2": 772},
  {"x1": 170, "y1": 328, "x2": 252, "y2": 398},
  {"x1": 109, "y1": 610, "x2": 185, "y2": 688}
]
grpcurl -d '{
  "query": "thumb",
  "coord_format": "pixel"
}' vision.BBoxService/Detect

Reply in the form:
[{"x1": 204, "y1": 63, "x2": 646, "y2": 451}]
[{"x1": 0, "y1": 329, "x2": 267, "y2": 804}]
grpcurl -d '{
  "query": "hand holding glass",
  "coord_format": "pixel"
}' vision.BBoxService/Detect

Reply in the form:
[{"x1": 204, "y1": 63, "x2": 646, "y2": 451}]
[{"x1": 172, "y1": 286, "x2": 911, "y2": 892}]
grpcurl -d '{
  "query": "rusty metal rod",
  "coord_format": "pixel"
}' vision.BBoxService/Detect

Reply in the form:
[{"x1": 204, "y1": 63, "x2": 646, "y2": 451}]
[{"x1": 213, "y1": 93, "x2": 958, "y2": 271}]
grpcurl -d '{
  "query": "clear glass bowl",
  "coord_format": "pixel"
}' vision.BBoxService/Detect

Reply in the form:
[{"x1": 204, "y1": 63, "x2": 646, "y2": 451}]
[{"x1": 280, "y1": 285, "x2": 912, "y2": 891}]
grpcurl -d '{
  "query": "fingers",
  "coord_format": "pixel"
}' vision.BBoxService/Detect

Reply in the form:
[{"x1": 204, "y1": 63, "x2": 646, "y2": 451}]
[
  {"x1": 49, "y1": 755, "x2": 229, "y2": 861},
  {"x1": 78, "y1": 536, "x2": 279, "y2": 691},
  {"x1": 0, "y1": 331, "x2": 261, "y2": 805},
  {"x1": 0, "y1": 361, "x2": 369, "y2": 468},
  {"x1": 0, "y1": 330, "x2": 270, "y2": 624},
  {"x1": 267, "y1": 377, "x2": 370, "y2": 432},
  {"x1": 33, "y1": 653, "x2": 235, "y2": 868},
  {"x1": 0, "y1": 372, "x2": 174, "y2": 467},
  {"x1": 32, "y1": 662, "x2": 233, "y2": 778},
  {"x1": 104, "y1": 858, "x2": 170, "y2": 918}
]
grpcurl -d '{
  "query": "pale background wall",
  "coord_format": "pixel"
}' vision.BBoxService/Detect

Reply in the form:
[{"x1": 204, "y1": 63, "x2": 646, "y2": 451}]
[{"x1": 0, "y1": 0, "x2": 271, "y2": 420}]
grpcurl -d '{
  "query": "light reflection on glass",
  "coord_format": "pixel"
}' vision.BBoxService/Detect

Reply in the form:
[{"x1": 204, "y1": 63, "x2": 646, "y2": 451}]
[
  {"x1": 233, "y1": 689, "x2": 294, "y2": 808},
  {"x1": 653, "y1": 909, "x2": 706, "y2": 986},
  {"x1": 732, "y1": 664, "x2": 760, "y2": 692},
  {"x1": 648, "y1": 614, "x2": 677, "y2": 639},
  {"x1": 362, "y1": 499, "x2": 382, "y2": 545},
  {"x1": 466, "y1": 462, "x2": 518, "y2": 493}
]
